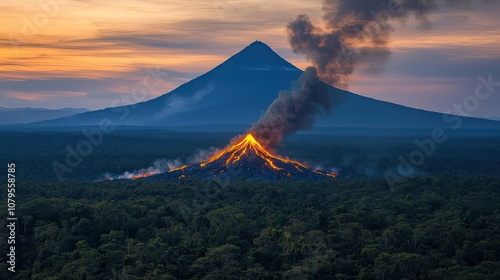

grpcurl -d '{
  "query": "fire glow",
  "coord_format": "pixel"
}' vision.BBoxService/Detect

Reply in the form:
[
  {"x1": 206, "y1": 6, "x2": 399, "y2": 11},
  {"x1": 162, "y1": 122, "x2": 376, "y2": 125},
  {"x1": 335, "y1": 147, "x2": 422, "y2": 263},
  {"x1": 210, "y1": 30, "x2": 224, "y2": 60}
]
[
  {"x1": 201, "y1": 134, "x2": 308, "y2": 171},
  {"x1": 101, "y1": 158, "x2": 183, "y2": 181},
  {"x1": 130, "y1": 173, "x2": 155, "y2": 180},
  {"x1": 104, "y1": 171, "x2": 157, "y2": 181},
  {"x1": 171, "y1": 133, "x2": 336, "y2": 178},
  {"x1": 102, "y1": 133, "x2": 336, "y2": 181}
]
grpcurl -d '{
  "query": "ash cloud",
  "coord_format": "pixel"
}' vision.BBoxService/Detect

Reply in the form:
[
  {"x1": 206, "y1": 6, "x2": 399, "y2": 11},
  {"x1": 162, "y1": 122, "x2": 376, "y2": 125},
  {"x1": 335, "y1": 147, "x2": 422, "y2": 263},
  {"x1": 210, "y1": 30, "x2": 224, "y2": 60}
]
[
  {"x1": 251, "y1": 0, "x2": 496, "y2": 148},
  {"x1": 287, "y1": 0, "x2": 491, "y2": 88}
]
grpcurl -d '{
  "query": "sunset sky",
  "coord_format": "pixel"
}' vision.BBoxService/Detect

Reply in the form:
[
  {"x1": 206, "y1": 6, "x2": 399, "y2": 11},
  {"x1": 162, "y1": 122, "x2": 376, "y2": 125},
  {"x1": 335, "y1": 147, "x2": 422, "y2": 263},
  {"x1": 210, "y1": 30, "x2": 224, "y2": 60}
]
[{"x1": 1, "y1": 0, "x2": 499, "y2": 119}]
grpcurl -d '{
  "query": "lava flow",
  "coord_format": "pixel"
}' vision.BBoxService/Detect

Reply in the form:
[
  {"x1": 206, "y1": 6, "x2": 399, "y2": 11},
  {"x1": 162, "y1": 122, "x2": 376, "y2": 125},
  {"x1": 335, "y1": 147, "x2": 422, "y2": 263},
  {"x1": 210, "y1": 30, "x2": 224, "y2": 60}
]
[
  {"x1": 102, "y1": 171, "x2": 157, "y2": 181},
  {"x1": 165, "y1": 133, "x2": 336, "y2": 180},
  {"x1": 130, "y1": 172, "x2": 155, "y2": 180},
  {"x1": 201, "y1": 134, "x2": 308, "y2": 170}
]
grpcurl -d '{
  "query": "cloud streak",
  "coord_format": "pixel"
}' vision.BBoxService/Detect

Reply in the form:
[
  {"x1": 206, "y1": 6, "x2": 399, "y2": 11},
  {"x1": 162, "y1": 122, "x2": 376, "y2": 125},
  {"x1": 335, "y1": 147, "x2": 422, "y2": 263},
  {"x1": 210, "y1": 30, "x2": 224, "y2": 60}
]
[{"x1": 0, "y1": 0, "x2": 498, "y2": 117}]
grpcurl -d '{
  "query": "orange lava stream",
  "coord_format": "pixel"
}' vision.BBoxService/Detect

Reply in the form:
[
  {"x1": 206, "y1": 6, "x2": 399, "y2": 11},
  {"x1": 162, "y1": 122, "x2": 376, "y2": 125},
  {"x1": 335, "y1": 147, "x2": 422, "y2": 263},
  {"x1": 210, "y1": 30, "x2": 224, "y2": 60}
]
[
  {"x1": 168, "y1": 165, "x2": 189, "y2": 173},
  {"x1": 103, "y1": 134, "x2": 336, "y2": 181},
  {"x1": 130, "y1": 172, "x2": 155, "y2": 180},
  {"x1": 165, "y1": 133, "x2": 336, "y2": 178},
  {"x1": 200, "y1": 134, "x2": 309, "y2": 171},
  {"x1": 313, "y1": 170, "x2": 337, "y2": 178}
]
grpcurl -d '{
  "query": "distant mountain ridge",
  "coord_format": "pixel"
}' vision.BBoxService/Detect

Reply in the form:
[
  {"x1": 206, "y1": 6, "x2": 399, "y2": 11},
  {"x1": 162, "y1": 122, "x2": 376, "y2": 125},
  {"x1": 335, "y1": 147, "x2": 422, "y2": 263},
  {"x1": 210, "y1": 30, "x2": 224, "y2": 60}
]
[
  {"x1": 0, "y1": 107, "x2": 89, "y2": 125},
  {"x1": 37, "y1": 41, "x2": 500, "y2": 130}
]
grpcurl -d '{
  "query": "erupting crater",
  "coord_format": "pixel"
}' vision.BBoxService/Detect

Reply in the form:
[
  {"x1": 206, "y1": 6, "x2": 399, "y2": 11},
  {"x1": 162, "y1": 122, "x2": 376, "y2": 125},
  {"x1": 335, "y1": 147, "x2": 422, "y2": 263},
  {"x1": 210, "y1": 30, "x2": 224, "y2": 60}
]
[{"x1": 159, "y1": 133, "x2": 336, "y2": 181}]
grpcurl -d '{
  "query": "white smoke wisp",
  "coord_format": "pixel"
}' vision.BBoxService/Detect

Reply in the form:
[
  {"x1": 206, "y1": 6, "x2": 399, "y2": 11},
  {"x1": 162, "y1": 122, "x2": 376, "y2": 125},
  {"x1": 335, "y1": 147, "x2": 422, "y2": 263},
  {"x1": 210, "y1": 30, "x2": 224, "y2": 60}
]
[
  {"x1": 187, "y1": 146, "x2": 221, "y2": 164},
  {"x1": 101, "y1": 158, "x2": 184, "y2": 181},
  {"x1": 99, "y1": 146, "x2": 223, "y2": 181}
]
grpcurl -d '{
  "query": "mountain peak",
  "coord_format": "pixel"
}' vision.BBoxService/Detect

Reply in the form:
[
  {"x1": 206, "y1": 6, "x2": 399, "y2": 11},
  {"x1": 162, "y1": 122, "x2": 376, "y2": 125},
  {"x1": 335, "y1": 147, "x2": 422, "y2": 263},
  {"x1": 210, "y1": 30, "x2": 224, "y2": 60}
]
[
  {"x1": 222, "y1": 41, "x2": 299, "y2": 70},
  {"x1": 245, "y1": 40, "x2": 274, "y2": 52}
]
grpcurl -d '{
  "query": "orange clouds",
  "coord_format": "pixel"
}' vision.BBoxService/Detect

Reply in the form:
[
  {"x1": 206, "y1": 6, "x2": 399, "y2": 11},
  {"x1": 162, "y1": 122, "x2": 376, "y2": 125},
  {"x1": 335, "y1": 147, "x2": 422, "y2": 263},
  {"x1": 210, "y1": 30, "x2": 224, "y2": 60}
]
[
  {"x1": 0, "y1": 0, "x2": 499, "y2": 114},
  {"x1": 3, "y1": 90, "x2": 88, "y2": 101}
]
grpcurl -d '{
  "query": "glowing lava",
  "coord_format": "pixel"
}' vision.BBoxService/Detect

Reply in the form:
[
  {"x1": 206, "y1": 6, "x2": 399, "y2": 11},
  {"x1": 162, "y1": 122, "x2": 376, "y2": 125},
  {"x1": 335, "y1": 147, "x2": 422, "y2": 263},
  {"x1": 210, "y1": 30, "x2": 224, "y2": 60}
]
[
  {"x1": 201, "y1": 134, "x2": 308, "y2": 170},
  {"x1": 130, "y1": 172, "x2": 155, "y2": 180},
  {"x1": 168, "y1": 165, "x2": 188, "y2": 173},
  {"x1": 104, "y1": 133, "x2": 336, "y2": 181},
  {"x1": 168, "y1": 133, "x2": 336, "y2": 178}
]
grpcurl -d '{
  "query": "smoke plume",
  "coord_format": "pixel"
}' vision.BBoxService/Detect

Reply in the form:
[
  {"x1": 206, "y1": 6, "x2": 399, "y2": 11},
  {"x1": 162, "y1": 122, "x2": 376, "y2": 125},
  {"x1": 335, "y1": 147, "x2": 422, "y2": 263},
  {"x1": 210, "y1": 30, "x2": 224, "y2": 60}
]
[
  {"x1": 250, "y1": 67, "x2": 331, "y2": 148},
  {"x1": 251, "y1": 0, "x2": 494, "y2": 147},
  {"x1": 287, "y1": 0, "x2": 485, "y2": 87}
]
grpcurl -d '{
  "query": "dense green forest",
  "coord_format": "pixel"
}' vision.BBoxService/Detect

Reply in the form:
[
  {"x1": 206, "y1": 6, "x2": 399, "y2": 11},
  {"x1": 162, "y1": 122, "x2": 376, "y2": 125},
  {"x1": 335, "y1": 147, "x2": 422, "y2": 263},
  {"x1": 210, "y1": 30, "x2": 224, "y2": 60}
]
[
  {"x1": 0, "y1": 129, "x2": 499, "y2": 279},
  {"x1": 1, "y1": 176, "x2": 499, "y2": 279}
]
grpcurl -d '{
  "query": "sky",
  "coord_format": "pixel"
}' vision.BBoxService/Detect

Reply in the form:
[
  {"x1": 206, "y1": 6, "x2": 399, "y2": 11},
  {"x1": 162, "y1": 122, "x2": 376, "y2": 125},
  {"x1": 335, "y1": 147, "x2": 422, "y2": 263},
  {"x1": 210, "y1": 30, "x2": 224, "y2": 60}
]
[{"x1": 1, "y1": 0, "x2": 499, "y2": 119}]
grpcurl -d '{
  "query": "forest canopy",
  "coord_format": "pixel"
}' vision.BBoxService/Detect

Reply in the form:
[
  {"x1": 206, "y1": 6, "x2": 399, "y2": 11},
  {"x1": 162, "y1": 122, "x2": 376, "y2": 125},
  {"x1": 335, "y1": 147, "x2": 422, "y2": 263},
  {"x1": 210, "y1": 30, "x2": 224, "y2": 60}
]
[{"x1": 1, "y1": 175, "x2": 499, "y2": 279}]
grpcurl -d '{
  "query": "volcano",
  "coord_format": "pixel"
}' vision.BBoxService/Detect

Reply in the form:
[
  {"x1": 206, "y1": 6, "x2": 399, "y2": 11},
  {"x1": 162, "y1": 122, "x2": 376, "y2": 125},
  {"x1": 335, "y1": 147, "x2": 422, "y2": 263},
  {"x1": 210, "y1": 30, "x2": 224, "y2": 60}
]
[
  {"x1": 37, "y1": 41, "x2": 500, "y2": 130},
  {"x1": 154, "y1": 133, "x2": 336, "y2": 181}
]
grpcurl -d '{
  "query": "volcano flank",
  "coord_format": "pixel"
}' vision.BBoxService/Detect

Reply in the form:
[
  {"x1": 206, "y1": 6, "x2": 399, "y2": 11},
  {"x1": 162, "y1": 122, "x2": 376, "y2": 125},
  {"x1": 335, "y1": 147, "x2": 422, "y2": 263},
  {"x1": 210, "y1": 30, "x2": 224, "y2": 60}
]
[{"x1": 153, "y1": 134, "x2": 336, "y2": 181}]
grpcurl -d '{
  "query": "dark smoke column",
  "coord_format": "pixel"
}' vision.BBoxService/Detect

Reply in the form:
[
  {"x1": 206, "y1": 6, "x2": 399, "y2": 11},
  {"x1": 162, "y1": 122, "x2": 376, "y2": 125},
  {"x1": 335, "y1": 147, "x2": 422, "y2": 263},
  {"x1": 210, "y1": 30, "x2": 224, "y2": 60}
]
[
  {"x1": 250, "y1": 67, "x2": 331, "y2": 148},
  {"x1": 251, "y1": 0, "x2": 491, "y2": 148},
  {"x1": 287, "y1": 0, "x2": 479, "y2": 88}
]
